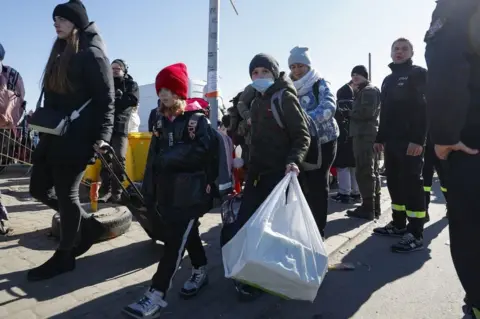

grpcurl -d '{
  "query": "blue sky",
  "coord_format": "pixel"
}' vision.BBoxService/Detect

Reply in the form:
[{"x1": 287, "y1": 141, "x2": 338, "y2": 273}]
[{"x1": 2, "y1": 0, "x2": 435, "y2": 110}]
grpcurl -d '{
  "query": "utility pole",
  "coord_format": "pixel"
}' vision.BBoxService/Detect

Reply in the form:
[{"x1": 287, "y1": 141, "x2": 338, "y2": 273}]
[
  {"x1": 205, "y1": 0, "x2": 220, "y2": 128},
  {"x1": 205, "y1": 0, "x2": 238, "y2": 128}
]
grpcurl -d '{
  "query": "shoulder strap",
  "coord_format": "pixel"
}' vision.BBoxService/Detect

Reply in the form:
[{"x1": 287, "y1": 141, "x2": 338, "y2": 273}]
[
  {"x1": 186, "y1": 113, "x2": 206, "y2": 140},
  {"x1": 4, "y1": 67, "x2": 19, "y2": 92},
  {"x1": 312, "y1": 80, "x2": 321, "y2": 105},
  {"x1": 270, "y1": 89, "x2": 286, "y2": 129}
]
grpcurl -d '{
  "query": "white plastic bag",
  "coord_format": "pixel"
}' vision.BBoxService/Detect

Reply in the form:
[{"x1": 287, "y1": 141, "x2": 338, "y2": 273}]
[{"x1": 222, "y1": 173, "x2": 328, "y2": 301}]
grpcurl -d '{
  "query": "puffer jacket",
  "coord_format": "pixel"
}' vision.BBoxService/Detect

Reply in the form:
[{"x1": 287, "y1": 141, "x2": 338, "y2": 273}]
[
  {"x1": 293, "y1": 70, "x2": 339, "y2": 144},
  {"x1": 142, "y1": 101, "x2": 217, "y2": 222},
  {"x1": 113, "y1": 74, "x2": 139, "y2": 136}
]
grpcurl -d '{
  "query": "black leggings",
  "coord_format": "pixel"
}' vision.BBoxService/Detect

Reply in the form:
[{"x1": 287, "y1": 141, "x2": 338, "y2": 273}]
[
  {"x1": 304, "y1": 140, "x2": 337, "y2": 237},
  {"x1": 29, "y1": 162, "x2": 87, "y2": 250}
]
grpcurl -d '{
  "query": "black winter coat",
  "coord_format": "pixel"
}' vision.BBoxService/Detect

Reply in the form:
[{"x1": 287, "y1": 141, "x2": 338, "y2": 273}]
[
  {"x1": 376, "y1": 60, "x2": 427, "y2": 146},
  {"x1": 333, "y1": 83, "x2": 355, "y2": 168},
  {"x1": 113, "y1": 74, "x2": 139, "y2": 135},
  {"x1": 142, "y1": 108, "x2": 216, "y2": 222},
  {"x1": 32, "y1": 23, "x2": 115, "y2": 166}
]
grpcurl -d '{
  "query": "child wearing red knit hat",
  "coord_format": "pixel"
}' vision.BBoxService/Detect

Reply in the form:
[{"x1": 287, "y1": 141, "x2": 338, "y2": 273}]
[
  {"x1": 123, "y1": 63, "x2": 214, "y2": 318},
  {"x1": 155, "y1": 63, "x2": 189, "y2": 119}
]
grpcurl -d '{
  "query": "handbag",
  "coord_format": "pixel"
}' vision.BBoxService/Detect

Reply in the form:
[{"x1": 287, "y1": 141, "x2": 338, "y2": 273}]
[{"x1": 28, "y1": 89, "x2": 91, "y2": 136}]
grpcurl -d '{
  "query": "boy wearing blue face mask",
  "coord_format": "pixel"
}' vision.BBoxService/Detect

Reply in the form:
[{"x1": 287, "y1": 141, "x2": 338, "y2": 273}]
[{"x1": 221, "y1": 53, "x2": 310, "y2": 300}]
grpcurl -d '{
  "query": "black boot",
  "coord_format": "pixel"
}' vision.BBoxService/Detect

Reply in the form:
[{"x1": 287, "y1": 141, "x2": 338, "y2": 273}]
[
  {"x1": 72, "y1": 217, "x2": 106, "y2": 257},
  {"x1": 27, "y1": 250, "x2": 75, "y2": 281},
  {"x1": 374, "y1": 193, "x2": 381, "y2": 219},
  {"x1": 347, "y1": 198, "x2": 375, "y2": 221}
]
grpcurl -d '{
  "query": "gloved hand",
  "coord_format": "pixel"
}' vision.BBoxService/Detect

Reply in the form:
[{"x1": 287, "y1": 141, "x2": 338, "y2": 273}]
[
  {"x1": 93, "y1": 140, "x2": 110, "y2": 154},
  {"x1": 115, "y1": 89, "x2": 123, "y2": 99}
]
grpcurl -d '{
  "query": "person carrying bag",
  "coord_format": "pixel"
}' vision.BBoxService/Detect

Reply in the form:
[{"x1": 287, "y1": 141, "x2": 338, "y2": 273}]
[{"x1": 26, "y1": 0, "x2": 115, "y2": 282}]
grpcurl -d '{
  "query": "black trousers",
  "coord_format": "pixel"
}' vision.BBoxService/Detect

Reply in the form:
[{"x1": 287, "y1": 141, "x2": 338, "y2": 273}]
[
  {"x1": 448, "y1": 152, "x2": 480, "y2": 310},
  {"x1": 234, "y1": 169, "x2": 285, "y2": 232},
  {"x1": 384, "y1": 141, "x2": 426, "y2": 238},
  {"x1": 303, "y1": 140, "x2": 337, "y2": 237},
  {"x1": 29, "y1": 162, "x2": 87, "y2": 250},
  {"x1": 100, "y1": 133, "x2": 129, "y2": 196},
  {"x1": 422, "y1": 143, "x2": 449, "y2": 213},
  {"x1": 151, "y1": 218, "x2": 207, "y2": 294}
]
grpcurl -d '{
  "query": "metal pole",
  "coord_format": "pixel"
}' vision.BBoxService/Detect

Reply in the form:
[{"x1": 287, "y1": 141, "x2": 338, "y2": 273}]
[
  {"x1": 206, "y1": 0, "x2": 220, "y2": 128},
  {"x1": 368, "y1": 53, "x2": 372, "y2": 81}
]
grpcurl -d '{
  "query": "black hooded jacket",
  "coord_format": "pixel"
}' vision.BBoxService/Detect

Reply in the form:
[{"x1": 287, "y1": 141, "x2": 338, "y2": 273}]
[
  {"x1": 142, "y1": 104, "x2": 217, "y2": 222},
  {"x1": 32, "y1": 22, "x2": 115, "y2": 166},
  {"x1": 113, "y1": 73, "x2": 139, "y2": 135}
]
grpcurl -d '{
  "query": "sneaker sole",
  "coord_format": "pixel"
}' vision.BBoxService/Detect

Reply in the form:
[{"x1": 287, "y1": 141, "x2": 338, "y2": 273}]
[
  {"x1": 391, "y1": 246, "x2": 424, "y2": 253},
  {"x1": 122, "y1": 308, "x2": 163, "y2": 319},
  {"x1": 372, "y1": 232, "x2": 406, "y2": 238},
  {"x1": 179, "y1": 278, "x2": 209, "y2": 299}
]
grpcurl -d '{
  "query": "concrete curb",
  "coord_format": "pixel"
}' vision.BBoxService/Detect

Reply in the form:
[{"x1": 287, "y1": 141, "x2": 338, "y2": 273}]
[{"x1": 324, "y1": 194, "x2": 391, "y2": 257}]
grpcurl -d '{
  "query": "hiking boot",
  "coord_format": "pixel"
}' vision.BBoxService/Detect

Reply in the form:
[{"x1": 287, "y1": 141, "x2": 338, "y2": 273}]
[
  {"x1": 0, "y1": 219, "x2": 11, "y2": 235},
  {"x1": 123, "y1": 288, "x2": 167, "y2": 319},
  {"x1": 331, "y1": 193, "x2": 351, "y2": 204},
  {"x1": 72, "y1": 217, "x2": 106, "y2": 257},
  {"x1": 347, "y1": 199, "x2": 375, "y2": 220},
  {"x1": 27, "y1": 250, "x2": 75, "y2": 281},
  {"x1": 350, "y1": 193, "x2": 362, "y2": 203},
  {"x1": 391, "y1": 233, "x2": 424, "y2": 253},
  {"x1": 373, "y1": 221, "x2": 407, "y2": 237},
  {"x1": 233, "y1": 280, "x2": 263, "y2": 302},
  {"x1": 180, "y1": 266, "x2": 208, "y2": 298}
]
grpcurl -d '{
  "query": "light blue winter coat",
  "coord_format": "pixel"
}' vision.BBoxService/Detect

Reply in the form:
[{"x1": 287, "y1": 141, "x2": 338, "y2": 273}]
[{"x1": 295, "y1": 74, "x2": 339, "y2": 144}]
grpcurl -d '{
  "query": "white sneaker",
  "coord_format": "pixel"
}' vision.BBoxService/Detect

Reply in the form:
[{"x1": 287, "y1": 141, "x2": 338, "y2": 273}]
[
  {"x1": 122, "y1": 288, "x2": 167, "y2": 318},
  {"x1": 180, "y1": 266, "x2": 208, "y2": 298}
]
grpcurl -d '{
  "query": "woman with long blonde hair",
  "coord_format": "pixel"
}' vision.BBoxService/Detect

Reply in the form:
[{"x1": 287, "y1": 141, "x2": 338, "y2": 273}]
[{"x1": 27, "y1": 0, "x2": 115, "y2": 282}]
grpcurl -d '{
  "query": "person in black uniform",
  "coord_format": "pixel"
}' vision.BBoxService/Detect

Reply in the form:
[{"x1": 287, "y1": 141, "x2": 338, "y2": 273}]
[
  {"x1": 372, "y1": 38, "x2": 428, "y2": 253},
  {"x1": 422, "y1": 135, "x2": 448, "y2": 221},
  {"x1": 424, "y1": 1, "x2": 480, "y2": 317},
  {"x1": 99, "y1": 58, "x2": 139, "y2": 203}
]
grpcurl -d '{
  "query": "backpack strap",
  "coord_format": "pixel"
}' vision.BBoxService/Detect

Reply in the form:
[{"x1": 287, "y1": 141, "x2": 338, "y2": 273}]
[
  {"x1": 186, "y1": 113, "x2": 206, "y2": 140},
  {"x1": 4, "y1": 67, "x2": 19, "y2": 92},
  {"x1": 270, "y1": 89, "x2": 287, "y2": 129},
  {"x1": 312, "y1": 80, "x2": 320, "y2": 105}
]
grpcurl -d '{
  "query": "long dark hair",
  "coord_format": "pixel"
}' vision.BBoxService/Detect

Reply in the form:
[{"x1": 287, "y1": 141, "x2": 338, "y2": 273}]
[{"x1": 41, "y1": 29, "x2": 80, "y2": 94}]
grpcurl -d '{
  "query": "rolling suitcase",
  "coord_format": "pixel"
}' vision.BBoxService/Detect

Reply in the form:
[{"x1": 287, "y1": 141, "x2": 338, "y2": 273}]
[{"x1": 97, "y1": 146, "x2": 166, "y2": 241}]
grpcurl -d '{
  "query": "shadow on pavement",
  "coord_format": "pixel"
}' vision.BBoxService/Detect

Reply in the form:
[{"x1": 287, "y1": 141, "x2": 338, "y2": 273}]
[
  {"x1": 0, "y1": 239, "x2": 160, "y2": 306},
  {"x1": 258, "y1": 218, "x2": 449, "y2": 319},
  {"x1": 325, "y1": 217, "x2": 369, "y2": 239},
  {"x1": 5, "y1": 203, "x2": 47, "y2": 214}
]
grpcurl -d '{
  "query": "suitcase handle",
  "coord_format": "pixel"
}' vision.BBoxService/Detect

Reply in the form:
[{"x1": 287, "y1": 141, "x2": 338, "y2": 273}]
[{"x1": 96, "y1": 146, "x2": 144, "y2": 205}]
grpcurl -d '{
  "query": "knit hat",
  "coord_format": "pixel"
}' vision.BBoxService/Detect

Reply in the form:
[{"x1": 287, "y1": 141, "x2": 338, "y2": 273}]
[
  {"x1": 112, "y1": 59, "x2": 128, "y2": 73},
  {"x1": 288, "y1": 46, "x2": 312, "y2": 67},
  {"x1": 249, "y1": 53, "x2": 280, "y2": 79},
  {"x1": 351, "y1": 65, "x2": 369, "y2": 80},
  {"x1": 155, "y1": 63, "x2": 189, "y2": 99},
  {"x1": 0, "y1": 43, "x2": 4, "y2": 61},
  {"x1": 53, "y1": 0, "x2": 89, "y2": 30}
]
